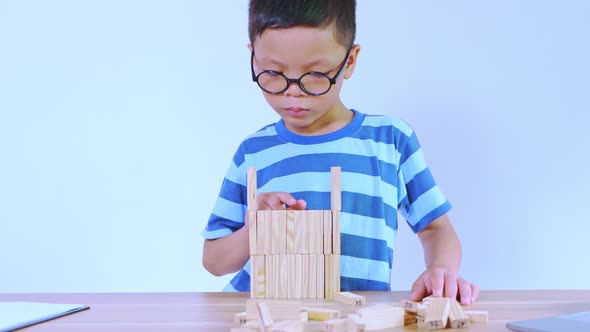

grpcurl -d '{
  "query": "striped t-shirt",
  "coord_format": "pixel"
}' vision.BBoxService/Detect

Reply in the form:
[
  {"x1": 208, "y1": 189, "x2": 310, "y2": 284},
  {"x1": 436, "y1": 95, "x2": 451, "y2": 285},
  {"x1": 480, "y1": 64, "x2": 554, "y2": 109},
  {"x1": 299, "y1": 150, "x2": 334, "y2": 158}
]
[{"x1": 202, "y1": 109, "x2": 451, "y2": 291}]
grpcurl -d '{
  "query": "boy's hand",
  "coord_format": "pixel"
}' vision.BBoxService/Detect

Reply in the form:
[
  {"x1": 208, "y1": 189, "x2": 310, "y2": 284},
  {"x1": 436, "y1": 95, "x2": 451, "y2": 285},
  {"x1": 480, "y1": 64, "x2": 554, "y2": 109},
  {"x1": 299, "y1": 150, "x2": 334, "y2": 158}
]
[
  {"x1": 410, "y1": 267, "x2": 480, "y2": 305},
  {"x1": 257, "y1": 192, "x2": 307, "y2": 210}
]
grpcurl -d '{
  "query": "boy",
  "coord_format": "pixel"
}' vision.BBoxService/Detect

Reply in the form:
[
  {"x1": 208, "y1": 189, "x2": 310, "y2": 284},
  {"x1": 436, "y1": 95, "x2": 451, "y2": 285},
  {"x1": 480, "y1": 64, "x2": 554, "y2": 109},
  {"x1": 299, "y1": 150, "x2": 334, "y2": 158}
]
[{"x1": 202, "y1": 0, "x2": 479, "y2": 305}]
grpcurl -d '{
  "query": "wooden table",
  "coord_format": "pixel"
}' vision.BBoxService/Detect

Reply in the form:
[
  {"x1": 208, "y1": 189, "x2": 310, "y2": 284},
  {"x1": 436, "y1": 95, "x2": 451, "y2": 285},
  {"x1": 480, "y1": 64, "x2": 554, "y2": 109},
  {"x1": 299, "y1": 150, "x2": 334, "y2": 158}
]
[{"x1": 1, "y1": 290, "x2": 589, "y2": 331}]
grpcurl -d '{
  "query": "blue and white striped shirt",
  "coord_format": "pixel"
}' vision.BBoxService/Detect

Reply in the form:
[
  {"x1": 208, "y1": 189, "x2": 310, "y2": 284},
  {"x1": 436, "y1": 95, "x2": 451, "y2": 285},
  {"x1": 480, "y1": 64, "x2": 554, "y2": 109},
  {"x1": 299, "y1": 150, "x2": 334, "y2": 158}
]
[{"x1": 202, "y1": 109, "x2": 451, "y2": 291}]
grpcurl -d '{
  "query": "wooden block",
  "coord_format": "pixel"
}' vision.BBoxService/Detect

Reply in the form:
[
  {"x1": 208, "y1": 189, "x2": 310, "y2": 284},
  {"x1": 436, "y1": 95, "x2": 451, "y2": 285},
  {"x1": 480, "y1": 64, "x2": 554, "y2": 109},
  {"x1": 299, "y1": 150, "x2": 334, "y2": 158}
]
[
  {"x1": 400, "y1": 299, "x2": 420, "y2": 313},
  {"x1": 247, "y1": 167, "x2": 257, "y2": 210},
  {"x1": 286, "y1": 255, "x2": 294, "y2": 299},
  {"x1": 265, "y1": 255, "x2": 273, "y2": 299},
  {"x1": 310, "y1": 210, "x2": 323, "y2": 254},
  {"x1": 249, "y1": 210, "x2": 258, "y2": 255},
  {"x1": 230, "y1": 328, "x2": 256, "y2": 332},
  {"x1": 464, "y1": 310, "x2": 489, "y2": 323},
  {"x1": 322, "y1": 210, "x2": 332, "y2": 254},
  {"x1": 324, "y1": 254, "x2": 333, "y2": 299},
  {"x1": 424, "y1": 297, "x2": 450, "y2": 330},
  {"x1": 252, "y1": 255, "x2": 266, "y2": 299},
  {"x1": 264, "y1": 210, "x2": 273, "y2": 255},
  {"x1": 271, "y1": 211, "x2": 287, "y2": 254},
  {"x1": 321, "y1": 318, "x2": 348, "y2": 332},
  {"x1": 273, "y1": 210, "x2": 287, "y2": 255},
  {"x1": 257, "y1": 211, "x2": 266, "y2": 254},
  {"x1": 333, "y1": 254, "x2": 340, "y2": 293},
  {"x1": 294, "y1": 211, "x2": 308, "y2": 254},
  {"x1": 448, "y1": 299, "x2": 470, "y2": 328},
  {"x1": 256, "y1": 302, "x2": 274, "y2": 331},
  {"x1": 294, "y1": 254, "x2": 303, "y2": 299},
  {"x1": 347, "y1": 314, "x2": 365, "y2": 332},
  {"x1": 404, "y1": 311, "x2": 417, "y2": 326},
  {"x1": 356, "y1": 304, "x2": 405, "y2": 330},
  {"x1": 286, "y1": 210, "x2": 296, "y2": 254},
  {"x1": 273, "y1": 255, "x2": 280, "y2": 299},
  {"x1": 278, "y1": 255, "x2": 288, "y2": 299},
  {"x1": 330, "y1": 167, "x2": 341, "y2": 211},
  {"x1": 302, "y1": 306, "x2": 341, "y2": 321},
  {"x1": 234, "y1": 311, "x2": 248, "y2": 325},
  {"x1": 308, "y1": 254, "x2": 317, "y2": 299},
  {"x1": 269, "y1": 320, "x2": 304, "y2": 332},
  {"x1": 332, "y1": 211, "x2": 340, "y2": 255},
  {"x1": 246, "y1": 300, "x2": 303, "y2": 322},
  {"x1": 334, "y1": 291, "x2": 366, "y2": 307},
  {"x1": 316, "y1": 254, "x2": 324, "y2": 299},
  {"x1": 302, "y1": 255, "x2": 310, "y2": 299}
]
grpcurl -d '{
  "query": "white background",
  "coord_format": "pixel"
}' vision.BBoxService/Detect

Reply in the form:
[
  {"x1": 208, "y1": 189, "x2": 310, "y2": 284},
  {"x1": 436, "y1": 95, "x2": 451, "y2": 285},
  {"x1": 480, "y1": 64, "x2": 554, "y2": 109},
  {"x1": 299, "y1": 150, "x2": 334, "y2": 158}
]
[{"x1": 1, "y1": 0, "x2": 588, "y2": 293}]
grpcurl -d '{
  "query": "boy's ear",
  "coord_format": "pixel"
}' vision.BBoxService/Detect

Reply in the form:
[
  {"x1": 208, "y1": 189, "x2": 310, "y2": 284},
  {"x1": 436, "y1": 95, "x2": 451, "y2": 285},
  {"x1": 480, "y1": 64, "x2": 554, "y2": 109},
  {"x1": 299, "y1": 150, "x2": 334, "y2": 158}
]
[
  {"x1": 247, "y1": 43, "x2": 253, "y2": 52},
  {"x1": 343, "y1": 44, "x2": 361, "y2": 80}
]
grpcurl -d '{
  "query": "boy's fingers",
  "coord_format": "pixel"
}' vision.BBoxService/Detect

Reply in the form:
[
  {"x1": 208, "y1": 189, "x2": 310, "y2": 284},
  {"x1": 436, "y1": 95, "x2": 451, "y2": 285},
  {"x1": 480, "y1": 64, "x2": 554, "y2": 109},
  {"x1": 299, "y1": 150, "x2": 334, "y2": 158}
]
[
  {"x1": 457, "y1": 277, "x2": 472, "y2": 305},
  {"x1": 288, "y1": 199, "x2": 307, "y2": 210},
  {"x1": 430, "y1": 273, "x2": 444, "y2": 297},
  {"x1": 471, "y1": 283, "x2": 480, "y2": 303},
  {"x1": 410, "y1": 277, "x2": 427, "y2": 301},
  {"x1": 275, "y1": 192, "x2": 297, "y2": 207},
  {"x1": 444, "y1": 274, "x2": 458, "y2": 301}
]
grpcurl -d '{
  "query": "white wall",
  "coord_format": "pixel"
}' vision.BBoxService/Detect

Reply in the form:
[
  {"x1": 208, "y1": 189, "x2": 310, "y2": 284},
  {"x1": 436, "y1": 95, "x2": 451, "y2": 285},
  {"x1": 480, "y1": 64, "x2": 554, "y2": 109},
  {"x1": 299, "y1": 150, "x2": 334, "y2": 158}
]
[{"x1": 1, "y1": 0, "x2": 588, "y2": 293}]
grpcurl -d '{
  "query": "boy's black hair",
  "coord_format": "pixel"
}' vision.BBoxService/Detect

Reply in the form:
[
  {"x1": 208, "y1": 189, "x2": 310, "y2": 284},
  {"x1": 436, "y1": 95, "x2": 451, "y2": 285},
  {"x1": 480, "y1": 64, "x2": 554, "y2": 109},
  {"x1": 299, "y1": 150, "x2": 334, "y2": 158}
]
[{"x1": 248, "y1": 0, "x2": 356, "y2": 48}]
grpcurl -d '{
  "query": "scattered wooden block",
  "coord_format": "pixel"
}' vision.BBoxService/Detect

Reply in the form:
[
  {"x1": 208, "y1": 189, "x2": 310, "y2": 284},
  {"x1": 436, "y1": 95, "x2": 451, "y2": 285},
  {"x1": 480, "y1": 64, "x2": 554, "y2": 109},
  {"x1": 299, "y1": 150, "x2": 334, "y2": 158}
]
[
  {"x1": 448, "y1": 299, "x2": 470, "y2": 328},
  {"x1": 321, "y1": 318, "x2": 348, "y2": 332},
  {"x1": 423, "y1": 297, "x2": 450, "y2": 330},
  {"x1": 268, "y1": 319, "x2": 304, "y2": 332},
  {"x1": 356, "y1": 304, "x2": 405, "y2": 330},
  {"x1": 400, "y1": 299, "x2": 420, "y2": 313},
  {"x1": 464, "y1": 310, "x2": 489, "y2": 323},
  {"x1": 347, "y1": 314, "x2": 366, "y2": 332},
  {"x1": 334, "y1": 292, "x2": 366, "y2": 307},
  {"x1": 256, "y1": 302, "x2": 274, "y2": 331},
  {"x1": 234, "y1": 311, "x2": 248, "y2": 325},
  {"x1": 230, "y1": 327, "x2": 256, "y2": 332},
  {"x1": 404, "y1": 311, "x2": 417, "y2": 326},
  {"x1": 302, "y1": 306, "x2": 341, "y2": 321},
  {"x1": 246, "y1": 300, "x2": 303, "y2": 322}
]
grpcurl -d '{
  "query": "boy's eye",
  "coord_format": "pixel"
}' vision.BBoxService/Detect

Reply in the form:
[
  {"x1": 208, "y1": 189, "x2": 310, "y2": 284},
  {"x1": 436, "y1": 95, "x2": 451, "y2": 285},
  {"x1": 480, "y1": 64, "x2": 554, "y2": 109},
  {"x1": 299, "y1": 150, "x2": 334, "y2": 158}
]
[{"x1": 265, "y1": 70, "x2": 282, "y2": 77}]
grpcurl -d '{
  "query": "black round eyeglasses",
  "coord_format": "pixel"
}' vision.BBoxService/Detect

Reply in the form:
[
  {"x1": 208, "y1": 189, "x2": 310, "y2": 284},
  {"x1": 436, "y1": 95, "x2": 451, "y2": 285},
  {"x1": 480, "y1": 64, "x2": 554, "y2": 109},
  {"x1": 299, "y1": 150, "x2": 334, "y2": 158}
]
[{"x1": 250, "y1": 46, "x2": 352, "y2": 96}]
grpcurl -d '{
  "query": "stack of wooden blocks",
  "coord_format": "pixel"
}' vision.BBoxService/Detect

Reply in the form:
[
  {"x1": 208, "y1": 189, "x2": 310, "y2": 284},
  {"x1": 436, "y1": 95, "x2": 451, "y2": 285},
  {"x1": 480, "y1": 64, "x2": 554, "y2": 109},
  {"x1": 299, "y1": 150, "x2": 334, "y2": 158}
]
[{"x1": 247, "y1": 167, "x2": 341, "y2": 299}]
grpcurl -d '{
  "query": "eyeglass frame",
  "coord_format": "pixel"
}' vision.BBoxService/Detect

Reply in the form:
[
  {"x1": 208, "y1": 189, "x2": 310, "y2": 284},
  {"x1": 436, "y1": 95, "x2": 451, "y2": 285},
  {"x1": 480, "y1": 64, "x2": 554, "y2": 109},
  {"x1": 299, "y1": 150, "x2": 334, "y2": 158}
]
[{"x1": 250, "y1": 45, "x2": 353, "y2": 96}]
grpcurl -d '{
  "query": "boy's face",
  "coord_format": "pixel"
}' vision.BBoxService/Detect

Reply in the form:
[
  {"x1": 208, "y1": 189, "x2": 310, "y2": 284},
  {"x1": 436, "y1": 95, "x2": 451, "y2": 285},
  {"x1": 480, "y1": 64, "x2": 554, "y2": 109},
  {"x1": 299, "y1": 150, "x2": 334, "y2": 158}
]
[{"x1": 250, "y1": 25, "x2": 360, "y2": 135}]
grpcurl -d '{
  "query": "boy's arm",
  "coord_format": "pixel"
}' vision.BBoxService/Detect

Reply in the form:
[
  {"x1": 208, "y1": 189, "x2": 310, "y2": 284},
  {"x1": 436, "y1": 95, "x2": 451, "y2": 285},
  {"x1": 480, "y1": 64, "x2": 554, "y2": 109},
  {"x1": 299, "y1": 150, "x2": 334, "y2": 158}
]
[
  {"x1": 412, "y1": 213, "x2": 479, "y2": 304},
  {"x1": 202, "y1": 220, "x2": 251, "y2": 277}
]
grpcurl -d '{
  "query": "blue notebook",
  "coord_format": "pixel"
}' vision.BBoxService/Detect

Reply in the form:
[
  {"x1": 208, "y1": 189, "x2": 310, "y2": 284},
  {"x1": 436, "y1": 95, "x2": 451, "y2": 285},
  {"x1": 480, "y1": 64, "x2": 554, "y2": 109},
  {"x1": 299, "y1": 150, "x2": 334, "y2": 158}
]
[{"x1": 0, "y1": 302, "x2": 90, "y2": 332}]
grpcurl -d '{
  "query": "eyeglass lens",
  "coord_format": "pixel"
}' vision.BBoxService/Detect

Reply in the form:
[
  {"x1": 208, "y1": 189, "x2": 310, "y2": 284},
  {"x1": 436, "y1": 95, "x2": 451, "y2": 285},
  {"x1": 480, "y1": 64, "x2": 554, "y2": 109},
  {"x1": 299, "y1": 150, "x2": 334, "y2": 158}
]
[{"x1": 257, "y1": 71, "x2": 332, "y2": 95}]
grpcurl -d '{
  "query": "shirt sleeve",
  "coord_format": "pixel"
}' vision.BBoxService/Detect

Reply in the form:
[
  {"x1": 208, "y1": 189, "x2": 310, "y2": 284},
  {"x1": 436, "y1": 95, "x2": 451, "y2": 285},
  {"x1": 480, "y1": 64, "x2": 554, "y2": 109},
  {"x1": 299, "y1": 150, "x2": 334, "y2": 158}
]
[
  {"x1": 396, "y1": 124, "x2": 451, "y2": 233},
  {"x1": 201, "y1": 149, "x2": 248, "y2": 240}
]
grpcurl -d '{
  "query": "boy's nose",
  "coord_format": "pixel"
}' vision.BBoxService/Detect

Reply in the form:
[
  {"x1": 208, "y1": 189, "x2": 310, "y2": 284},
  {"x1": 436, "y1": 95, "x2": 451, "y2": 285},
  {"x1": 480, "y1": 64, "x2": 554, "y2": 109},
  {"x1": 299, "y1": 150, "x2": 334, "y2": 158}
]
[{"x1": 284, "y1": 79, "x2": 306, "y2": 97}]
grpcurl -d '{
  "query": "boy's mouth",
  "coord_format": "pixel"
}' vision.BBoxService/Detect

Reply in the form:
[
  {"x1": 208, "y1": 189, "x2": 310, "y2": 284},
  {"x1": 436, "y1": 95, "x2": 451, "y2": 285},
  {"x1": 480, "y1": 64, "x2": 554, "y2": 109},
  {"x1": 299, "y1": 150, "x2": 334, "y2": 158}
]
[{"x1": 284, "y1": 107, "x2": 308, "y2": 117}]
